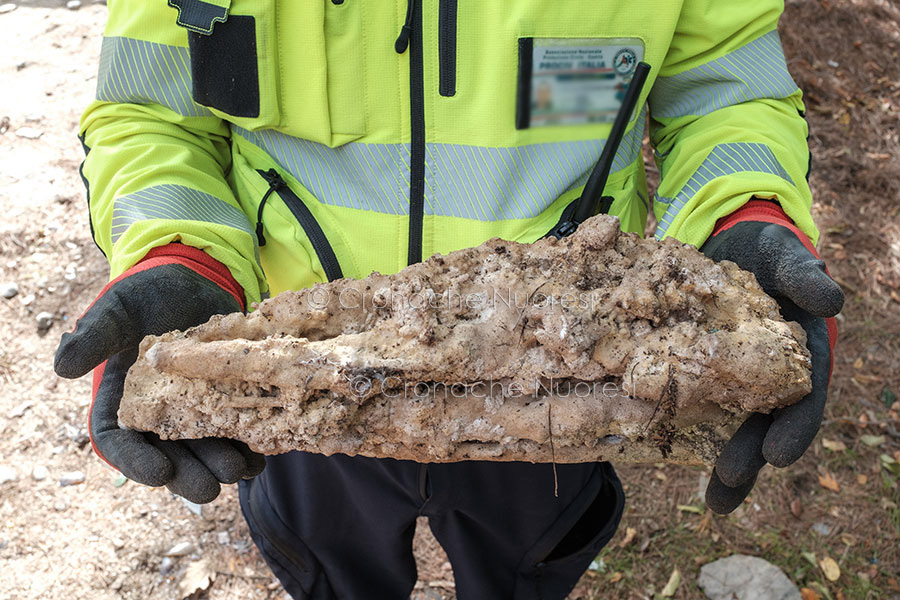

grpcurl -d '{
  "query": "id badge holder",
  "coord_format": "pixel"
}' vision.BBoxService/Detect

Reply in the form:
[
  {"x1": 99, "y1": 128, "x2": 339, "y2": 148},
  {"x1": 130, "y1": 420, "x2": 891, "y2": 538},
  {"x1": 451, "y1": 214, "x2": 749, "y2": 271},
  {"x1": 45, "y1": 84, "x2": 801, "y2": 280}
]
[{"x1": 516, "y1": 38, "x2": 645, "y2": 130}]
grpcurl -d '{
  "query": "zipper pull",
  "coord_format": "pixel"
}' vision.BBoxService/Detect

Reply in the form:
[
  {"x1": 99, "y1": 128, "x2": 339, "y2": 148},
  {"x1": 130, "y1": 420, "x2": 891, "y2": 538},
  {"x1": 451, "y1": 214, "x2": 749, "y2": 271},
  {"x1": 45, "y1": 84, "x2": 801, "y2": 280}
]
[
  {"x1": 395, "y1": 0, "x2": 414, "y2": 53},
  {"x1": 256, "y1": 169, "x2": 285, "y2": 247}
]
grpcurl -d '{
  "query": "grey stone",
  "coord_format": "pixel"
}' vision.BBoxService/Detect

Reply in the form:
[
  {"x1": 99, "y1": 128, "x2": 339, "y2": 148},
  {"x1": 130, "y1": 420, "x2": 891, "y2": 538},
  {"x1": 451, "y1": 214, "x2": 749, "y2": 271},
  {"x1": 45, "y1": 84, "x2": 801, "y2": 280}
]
[
  {"x1": 8, "y1": 400, "x2": 33, "y2": 418},
  {"x1": 61, "y1": 423, "x2": 89, "y2": 446},
  {"x1": 59, "y1": 471, "x2": 85, "y2": 486},
  {"x1": 31, "y1": 465, "x2": 49, "y2": 481},
  {"x1": 159, "y1": 556, "x2": 175, "y2": 575},
  {"x1": 812, "y1": 521, "x2": 833, "y2": 536},
  {"x1": 110, "y1": 573, "x2": 125, "y2": 591},
  {"x1": 0, "y1": 4, "x2": 17, "y2": 15},
  {"x1": 165, "y1": 541, "x2": 196, "y2": 556},
  {"x1": 66, "y1": 0, "x2": 81, "y2": 9},
  {"x1": 36, "y1": 311, "x2": 54, "y2": 331},
  {"x1": 15, "y1": 126, "x2": 42, "y2": 140},
  {"x1": 699, "y1": 554, "x2": 801, "y2": 600},
  {"x1": 1, "y1": 283, "x2": 17, "y2": 299},
  {"x1": 0, "y1": 465, "x2": 17, "y2": 485}
]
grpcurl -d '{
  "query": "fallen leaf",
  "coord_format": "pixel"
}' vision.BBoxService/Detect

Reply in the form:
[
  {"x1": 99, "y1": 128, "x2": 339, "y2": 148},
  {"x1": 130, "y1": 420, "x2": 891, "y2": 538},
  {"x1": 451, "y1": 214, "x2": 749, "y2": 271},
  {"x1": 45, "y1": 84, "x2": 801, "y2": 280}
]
[
  {"x1": 881, "y1": 453, "x2": 900, "y2": 475},
  {"x1": 618, "y1": 527, "x2": 637, "y2": 548},
  {"x1": 820, "y1": 556, "x2": 841, "y2": 582},
  {"x1": 179, "y1": 558, "x2": 216, "y2": 598},
  {"x1": 860, "y1": 434, "x2": 886, "y2": 447},
  {"x1": 801, "y1": 551, "x2": 818, "y2": 568},
  {"x1": 676, "y1": 504, "x2": 704, "y2": 514},
  {"x1": 609, "y1": 572, "x2": 623, "y2": 584},
  {"x1": 790, "y1": 498, "x2": 803, "y2": 518},
  {"x1": 801, "y1": 588, "x2": 822, "y2": 600},
  {"x1": 857, "y1": 474, "x2": 868, "y2": 485},
  {"x1": 822, "y1": 438, "x2": 847, "y2": 452},
  {"x1": 654, "y1": 470, "x2": 667, "y2": 481},
  {"x1": 836, "y1": 589, "x2": 846, "y2": 600},
  {"x1": 853, "y1": 357, "x2": 864, "y2": 369},
  {"x1": 660, "y1": 566, "x2": 681, "y2": 597},
  {"x1": 818, "y1": 472, "x2": 840, "y2": 492}
]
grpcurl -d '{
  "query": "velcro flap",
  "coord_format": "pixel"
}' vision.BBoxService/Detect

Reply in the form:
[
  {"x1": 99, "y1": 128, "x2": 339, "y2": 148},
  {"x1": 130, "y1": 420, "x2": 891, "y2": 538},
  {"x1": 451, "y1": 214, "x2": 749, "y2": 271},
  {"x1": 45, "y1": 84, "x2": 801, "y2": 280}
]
[{"x1": 168, "y1": 0, "x2": 231, "y2": 35}]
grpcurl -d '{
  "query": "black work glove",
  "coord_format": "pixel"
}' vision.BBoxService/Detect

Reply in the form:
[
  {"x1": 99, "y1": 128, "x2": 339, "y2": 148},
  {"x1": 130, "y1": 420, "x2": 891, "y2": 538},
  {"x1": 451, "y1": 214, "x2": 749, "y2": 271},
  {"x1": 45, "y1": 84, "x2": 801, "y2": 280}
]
[
  {"x1": 700, "y1": 201, "x2": 843, "y2": 514},
  {"x1": 54, "y1": 245, "x2": 266, "y2": 504}
]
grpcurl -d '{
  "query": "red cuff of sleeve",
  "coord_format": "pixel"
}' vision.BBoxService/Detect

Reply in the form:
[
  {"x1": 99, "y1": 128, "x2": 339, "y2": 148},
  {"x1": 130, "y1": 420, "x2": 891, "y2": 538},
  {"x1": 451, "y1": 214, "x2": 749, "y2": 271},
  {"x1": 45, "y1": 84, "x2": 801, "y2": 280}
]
[
  {"x1": 712, "y1": 200, "x2": 819, "y2": 257},
  {"x1": 135, "y1": 245, "x2": 245, "y2": 311},
  {"x1": 713, "y1": 200, "x2": 837, "y2": 376},
  {"x1": 75, "y1": 245, "x2": 245, "y2": 335}
]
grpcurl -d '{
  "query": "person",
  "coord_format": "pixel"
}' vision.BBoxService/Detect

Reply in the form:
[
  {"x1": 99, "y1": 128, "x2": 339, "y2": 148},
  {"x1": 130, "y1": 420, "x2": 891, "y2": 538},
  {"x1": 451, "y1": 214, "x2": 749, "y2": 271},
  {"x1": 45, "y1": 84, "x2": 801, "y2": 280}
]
[{"x1": 54, "y1": 1, "x2": 842, "y2": 598}]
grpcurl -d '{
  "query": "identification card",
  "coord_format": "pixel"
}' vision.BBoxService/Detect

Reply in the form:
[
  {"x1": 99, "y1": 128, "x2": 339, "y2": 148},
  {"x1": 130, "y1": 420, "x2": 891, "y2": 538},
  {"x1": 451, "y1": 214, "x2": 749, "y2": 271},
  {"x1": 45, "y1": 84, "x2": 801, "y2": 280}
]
[{"x1": 516, "y1": 37, "x2": 645, "y2": 129}]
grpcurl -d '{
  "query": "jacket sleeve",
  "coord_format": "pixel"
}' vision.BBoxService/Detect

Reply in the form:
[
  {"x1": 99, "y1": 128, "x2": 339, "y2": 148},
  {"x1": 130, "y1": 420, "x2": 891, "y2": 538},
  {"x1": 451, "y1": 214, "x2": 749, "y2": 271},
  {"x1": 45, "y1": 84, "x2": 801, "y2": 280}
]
[
  {"x1": 79, "y1": 3, "x2": 266, "y2": 304},
  {"x1": 647, "y1": 0, "x2": 817, "y2": 248}
]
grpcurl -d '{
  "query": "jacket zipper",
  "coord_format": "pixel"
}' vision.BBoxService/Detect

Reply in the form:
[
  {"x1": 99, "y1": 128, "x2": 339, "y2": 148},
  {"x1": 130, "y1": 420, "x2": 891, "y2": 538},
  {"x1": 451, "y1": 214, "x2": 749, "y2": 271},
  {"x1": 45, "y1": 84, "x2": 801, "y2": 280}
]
[
  {"x1": 246, "y1": 481, "x2": 310, "y2": 573},
  {"x1": 256, "y1": 168, "x2": 344, "y2": 282},
  {"x1": 408, "y1": 0, "x2": 425, "y2": 265},
  {"x1": 395, "y1": 0, "x2": 426, "y2": 265},
  {"x1": 438, "y1": 0, "x2": 458, "y2": 97}
]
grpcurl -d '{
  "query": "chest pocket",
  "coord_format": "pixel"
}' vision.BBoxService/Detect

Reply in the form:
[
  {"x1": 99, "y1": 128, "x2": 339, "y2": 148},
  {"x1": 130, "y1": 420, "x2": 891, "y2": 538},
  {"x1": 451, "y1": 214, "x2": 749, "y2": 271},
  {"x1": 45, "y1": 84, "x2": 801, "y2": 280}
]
[{"x1": 170, "y1": 0, "x2": 280, "y2": 129}]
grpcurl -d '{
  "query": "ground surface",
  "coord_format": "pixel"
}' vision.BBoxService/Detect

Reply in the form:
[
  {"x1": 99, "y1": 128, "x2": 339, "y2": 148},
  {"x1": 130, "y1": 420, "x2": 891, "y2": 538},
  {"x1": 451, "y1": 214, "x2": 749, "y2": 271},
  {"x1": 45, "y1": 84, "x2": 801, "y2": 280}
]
[{"x1": 0, "y1": 1, "x2": 897, "y2": 599}]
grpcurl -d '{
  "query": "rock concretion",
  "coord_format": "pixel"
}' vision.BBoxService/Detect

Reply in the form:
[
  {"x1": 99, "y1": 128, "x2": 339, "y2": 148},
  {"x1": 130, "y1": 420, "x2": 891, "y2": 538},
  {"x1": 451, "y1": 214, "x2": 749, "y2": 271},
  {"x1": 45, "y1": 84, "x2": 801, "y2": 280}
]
[{"x1": 119, "y1": 215, "x2": 811, "y2": 465}]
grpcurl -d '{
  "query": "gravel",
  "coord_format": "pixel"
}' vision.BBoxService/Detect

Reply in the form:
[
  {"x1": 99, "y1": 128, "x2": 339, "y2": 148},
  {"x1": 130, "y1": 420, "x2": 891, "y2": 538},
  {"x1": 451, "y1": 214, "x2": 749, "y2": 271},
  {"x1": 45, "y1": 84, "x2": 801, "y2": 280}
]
[
  {"x1": 31, "y1": 465, "x2": 49, "y2": 481},
  {"x1": 14, "y1": 126, "x2": 42, "y2": 139},
  {"x1": 59, "y1": 471, "x2": 85, "y2": 486},
  {"x1": 165, "y1": 541, "x2": 196, "y2": 557},
  {"x1": 0, "y1": 466, "x2": 18, "y2": 485},
  {"x1": 1, "y1": 282, "x2": 18, "y2": 299},
  {"x1": 36, "y1": 311, "x2": 54, "y2": 331}
]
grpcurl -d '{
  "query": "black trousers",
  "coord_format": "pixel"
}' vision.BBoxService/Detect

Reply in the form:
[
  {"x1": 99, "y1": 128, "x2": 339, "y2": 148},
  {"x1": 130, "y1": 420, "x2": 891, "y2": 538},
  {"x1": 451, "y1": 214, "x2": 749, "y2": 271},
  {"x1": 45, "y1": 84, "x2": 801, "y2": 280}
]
[{"x1": 239, "y1": 452, "x2": 624, "y2": 600}]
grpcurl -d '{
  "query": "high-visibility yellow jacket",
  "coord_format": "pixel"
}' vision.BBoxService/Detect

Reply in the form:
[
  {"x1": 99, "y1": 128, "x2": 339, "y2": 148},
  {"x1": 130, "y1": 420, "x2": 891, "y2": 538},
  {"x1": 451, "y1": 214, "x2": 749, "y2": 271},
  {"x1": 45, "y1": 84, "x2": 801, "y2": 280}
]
[{"x1": 81, "y1": 0, "x2": 815, "y2": 305}]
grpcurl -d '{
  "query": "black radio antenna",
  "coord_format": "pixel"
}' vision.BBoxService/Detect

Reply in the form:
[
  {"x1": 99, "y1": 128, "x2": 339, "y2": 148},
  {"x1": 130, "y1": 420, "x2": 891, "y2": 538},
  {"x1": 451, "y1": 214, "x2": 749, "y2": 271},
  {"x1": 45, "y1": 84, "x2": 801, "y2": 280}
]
[{"x1": 545, "y1": 61, "x2": 651, "y2": 239}]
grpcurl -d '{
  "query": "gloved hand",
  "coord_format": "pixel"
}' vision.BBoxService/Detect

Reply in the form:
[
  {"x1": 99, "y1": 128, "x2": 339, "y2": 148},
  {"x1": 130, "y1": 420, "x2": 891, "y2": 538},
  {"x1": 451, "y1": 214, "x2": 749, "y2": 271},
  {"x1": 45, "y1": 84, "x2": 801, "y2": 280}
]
[
  {"x1": 54, "y1": 244, "x2": 266, "y2": 504},
  {"x1": 700, "y1": 200, "x2": 843, "y2": 514}
]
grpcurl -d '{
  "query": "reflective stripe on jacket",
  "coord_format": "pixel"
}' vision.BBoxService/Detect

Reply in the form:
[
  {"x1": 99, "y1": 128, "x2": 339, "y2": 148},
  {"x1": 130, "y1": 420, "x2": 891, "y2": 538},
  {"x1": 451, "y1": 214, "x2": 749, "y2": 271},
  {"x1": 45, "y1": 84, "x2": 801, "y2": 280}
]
[{"x1": 81, "y1": 0, "x2": 815, "y2": 304}]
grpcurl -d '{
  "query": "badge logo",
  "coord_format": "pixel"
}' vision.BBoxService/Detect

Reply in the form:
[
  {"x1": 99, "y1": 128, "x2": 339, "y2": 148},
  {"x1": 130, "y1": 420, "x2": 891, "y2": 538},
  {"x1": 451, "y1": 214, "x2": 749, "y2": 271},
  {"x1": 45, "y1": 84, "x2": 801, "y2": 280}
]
[{"x1": 614, "y1": 48, "x2": 637, "y2": 76}]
